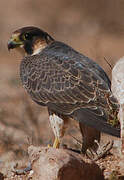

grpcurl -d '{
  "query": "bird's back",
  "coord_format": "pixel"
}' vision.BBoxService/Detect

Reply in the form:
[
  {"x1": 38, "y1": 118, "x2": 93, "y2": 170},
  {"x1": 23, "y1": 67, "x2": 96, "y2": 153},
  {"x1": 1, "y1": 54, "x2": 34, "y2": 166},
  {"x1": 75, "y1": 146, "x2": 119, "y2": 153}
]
[
  {"x1": 44, "y1": 41, "x2": 111, "y2": 86},
  {"x1": 20, "y1": 41, "x2": 120, "y2": 137}
]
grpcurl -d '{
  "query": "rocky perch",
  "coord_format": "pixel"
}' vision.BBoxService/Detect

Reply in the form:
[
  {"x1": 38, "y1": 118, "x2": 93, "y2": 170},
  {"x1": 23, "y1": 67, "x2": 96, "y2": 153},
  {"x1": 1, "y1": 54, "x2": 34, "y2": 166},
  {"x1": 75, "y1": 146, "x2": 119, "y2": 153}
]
[{"x1": 28, "y1": 145, "x2": 104, "y2": 180}]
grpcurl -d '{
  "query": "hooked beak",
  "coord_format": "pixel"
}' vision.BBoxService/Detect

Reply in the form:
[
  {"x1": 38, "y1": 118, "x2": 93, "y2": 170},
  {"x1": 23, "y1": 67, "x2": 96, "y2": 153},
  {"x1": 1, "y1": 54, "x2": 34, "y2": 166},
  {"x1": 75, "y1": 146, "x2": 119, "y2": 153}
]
[{"x1": 7, "y1": 34, "x2": 23, "y2": 51}]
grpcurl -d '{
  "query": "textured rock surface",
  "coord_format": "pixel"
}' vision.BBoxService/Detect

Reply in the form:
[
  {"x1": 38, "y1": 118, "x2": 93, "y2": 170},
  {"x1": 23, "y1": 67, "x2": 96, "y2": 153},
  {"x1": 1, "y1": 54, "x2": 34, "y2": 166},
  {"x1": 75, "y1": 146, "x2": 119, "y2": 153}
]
[
  {"x1": 112, "y1": 56, "x2": 124, "y2": 105},
  {"x1": 112, "y1": 57, "x2": 124, "y2": 154},
  {"x1": 28, "y1": 145, "x2": 104, "y2": 180}
]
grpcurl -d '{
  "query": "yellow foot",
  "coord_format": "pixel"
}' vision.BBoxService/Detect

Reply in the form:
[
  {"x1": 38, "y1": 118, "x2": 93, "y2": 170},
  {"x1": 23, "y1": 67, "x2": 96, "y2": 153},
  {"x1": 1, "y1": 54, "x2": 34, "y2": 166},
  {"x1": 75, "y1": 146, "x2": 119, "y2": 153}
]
[
  {"x1": 53, "y1": 138, "x2": 60, "y2": 148},
  {"x1": 47, "y1": 144, "x2": 51, "y2": 148}
]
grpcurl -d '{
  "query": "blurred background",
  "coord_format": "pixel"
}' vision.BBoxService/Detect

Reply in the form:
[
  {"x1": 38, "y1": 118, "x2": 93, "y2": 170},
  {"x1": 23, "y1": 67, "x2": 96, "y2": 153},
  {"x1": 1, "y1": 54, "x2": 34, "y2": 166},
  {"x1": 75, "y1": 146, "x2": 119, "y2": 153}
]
[{"x1": 0, "y1": 0, "x2": 124, "y2": 168}]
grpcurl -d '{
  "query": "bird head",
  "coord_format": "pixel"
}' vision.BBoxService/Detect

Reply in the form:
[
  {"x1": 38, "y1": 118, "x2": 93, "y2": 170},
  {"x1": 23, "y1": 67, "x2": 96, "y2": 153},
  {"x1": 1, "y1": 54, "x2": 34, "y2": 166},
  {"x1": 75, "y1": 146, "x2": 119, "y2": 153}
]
[{"x1": 8, "y1": 26, "x2": 54, "y2": 56}]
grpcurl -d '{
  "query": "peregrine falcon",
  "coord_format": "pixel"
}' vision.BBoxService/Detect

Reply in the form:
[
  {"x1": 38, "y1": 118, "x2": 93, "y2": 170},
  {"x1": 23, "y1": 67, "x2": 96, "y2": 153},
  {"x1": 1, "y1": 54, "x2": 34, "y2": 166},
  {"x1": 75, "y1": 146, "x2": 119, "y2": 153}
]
[{"x1": 8, "y1": 26, "x2": 120, "y2": 153}]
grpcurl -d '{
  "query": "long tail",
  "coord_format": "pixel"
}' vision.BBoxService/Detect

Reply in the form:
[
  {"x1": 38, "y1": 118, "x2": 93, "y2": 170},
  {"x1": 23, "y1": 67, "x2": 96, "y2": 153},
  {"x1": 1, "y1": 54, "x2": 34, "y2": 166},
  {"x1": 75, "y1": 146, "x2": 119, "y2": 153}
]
[{"x1": 73, "y1": 108, "x2": 120, "y2": 138}]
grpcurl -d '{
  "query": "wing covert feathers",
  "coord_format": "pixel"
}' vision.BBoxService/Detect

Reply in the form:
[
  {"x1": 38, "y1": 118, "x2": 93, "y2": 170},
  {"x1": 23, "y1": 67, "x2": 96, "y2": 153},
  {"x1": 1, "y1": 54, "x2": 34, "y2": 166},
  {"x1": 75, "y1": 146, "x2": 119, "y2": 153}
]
[{"x1": 20, "y1": 41, "x2": 120, "y2": 136}]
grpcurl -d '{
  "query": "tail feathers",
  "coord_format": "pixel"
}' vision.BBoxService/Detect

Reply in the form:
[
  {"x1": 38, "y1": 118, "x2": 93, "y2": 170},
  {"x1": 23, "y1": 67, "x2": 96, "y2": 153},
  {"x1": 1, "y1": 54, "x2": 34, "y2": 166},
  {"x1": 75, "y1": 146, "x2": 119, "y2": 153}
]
[{"x1": 73, "y1": 108, "x2": 120, "y2": 138}]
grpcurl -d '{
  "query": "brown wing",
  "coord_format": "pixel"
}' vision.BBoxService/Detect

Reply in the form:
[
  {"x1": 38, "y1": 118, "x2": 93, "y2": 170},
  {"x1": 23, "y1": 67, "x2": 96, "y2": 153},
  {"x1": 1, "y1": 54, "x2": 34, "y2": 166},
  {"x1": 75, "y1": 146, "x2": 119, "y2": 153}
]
[
  {"x1": 20, "y1": 41, "x2": 120, "y2": 137},
  {"x1": 20, "y1": 48, "x2": 118, "y2": 115}
]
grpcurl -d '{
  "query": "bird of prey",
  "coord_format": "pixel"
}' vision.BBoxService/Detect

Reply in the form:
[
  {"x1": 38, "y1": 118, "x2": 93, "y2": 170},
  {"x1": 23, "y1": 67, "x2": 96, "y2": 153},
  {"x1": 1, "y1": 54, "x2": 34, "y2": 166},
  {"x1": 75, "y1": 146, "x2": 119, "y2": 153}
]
[{"x1": 8, "y1": 26, "x2": 120, "y2": 153}]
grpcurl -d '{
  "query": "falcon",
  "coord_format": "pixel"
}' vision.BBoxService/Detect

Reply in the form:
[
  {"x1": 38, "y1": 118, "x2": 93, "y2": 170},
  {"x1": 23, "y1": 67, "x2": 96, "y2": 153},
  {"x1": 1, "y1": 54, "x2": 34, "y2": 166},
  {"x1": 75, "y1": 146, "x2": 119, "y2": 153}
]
[{"x1": 8, "y1": 26, "x2": 120, "y2": 154}]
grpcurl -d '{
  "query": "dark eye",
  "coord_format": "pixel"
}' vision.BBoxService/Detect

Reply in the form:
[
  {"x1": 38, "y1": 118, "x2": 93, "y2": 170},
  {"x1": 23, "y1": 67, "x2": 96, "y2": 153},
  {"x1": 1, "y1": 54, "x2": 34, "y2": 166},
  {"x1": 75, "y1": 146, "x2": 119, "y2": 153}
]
[{"x1": 23, "y1": 33, "x2": 31, "y2": 40}]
